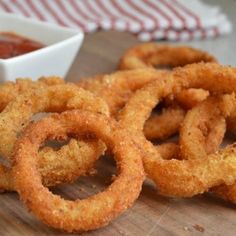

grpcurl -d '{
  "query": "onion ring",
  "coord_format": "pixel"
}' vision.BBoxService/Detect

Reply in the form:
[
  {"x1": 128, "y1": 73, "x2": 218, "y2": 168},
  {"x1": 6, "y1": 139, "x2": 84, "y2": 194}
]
[
  {"x1": 119, "y1": 43, "x2": 217, "y2": 70},
  {"x1": 119, "y1": 62, "x2": 236, "y2": 198},
  {"x1": 179, "y1": 94, "x2": 236, "y2": 203},
  {"x1": 13, "y1": 110, "x2": 145, "y2": 232},
  {"x1": 0, "y1": 83, "x2": 109, "y2": 191}
]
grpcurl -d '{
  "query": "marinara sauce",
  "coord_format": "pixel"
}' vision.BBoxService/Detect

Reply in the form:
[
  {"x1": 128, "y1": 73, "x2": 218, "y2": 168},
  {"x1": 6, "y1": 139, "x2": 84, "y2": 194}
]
[{"x1": 0, "y1": 32, "x2": 44, "y2": 59}]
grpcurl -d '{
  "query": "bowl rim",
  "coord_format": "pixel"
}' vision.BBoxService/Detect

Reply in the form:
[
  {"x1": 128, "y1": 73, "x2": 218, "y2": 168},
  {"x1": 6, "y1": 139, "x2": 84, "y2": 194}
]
[{"x1": 0, "y1": 12, "x2": 84, "y2": 64}]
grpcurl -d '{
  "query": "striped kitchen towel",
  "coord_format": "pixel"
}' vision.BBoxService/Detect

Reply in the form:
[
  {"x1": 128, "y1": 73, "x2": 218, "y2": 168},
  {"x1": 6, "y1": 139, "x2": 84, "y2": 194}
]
[{"x1": 0, "y1": 0, "x2": 232, "y2": 41}]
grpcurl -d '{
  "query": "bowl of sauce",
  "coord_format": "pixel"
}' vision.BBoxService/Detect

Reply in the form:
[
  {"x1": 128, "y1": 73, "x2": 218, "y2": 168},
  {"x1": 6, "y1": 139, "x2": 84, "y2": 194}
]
[
  {"x1": 0, "y1": 12, "x2": 84, "y2": 82},
  {"x1": 0, "y1": 32, "x2": 44, "y2": 59}
]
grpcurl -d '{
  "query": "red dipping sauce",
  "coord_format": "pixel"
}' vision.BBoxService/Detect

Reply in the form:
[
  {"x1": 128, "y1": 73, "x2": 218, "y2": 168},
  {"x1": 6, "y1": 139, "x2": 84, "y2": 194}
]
[{"x1": 0, "y1": 32, "x2": 44, "y2": 59}]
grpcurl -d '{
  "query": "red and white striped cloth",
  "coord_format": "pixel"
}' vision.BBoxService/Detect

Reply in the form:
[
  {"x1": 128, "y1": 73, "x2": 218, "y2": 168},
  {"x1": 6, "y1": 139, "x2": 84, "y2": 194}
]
[{"x1": 0, "y1": 0, "x2": 232, "y2": 41}]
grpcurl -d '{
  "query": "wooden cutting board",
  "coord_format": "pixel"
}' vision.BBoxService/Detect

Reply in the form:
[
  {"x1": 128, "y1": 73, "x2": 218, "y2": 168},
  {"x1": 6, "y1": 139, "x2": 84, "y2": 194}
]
[{"x1": 1, "y1": 31, "x2": 236, "y2": 236}]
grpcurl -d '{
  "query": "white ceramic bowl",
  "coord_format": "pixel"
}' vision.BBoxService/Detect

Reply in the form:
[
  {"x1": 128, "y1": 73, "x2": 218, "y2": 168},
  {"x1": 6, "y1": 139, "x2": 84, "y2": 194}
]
[{"x1": 0, "y1": 12, "x2": 84, "y2": 82}]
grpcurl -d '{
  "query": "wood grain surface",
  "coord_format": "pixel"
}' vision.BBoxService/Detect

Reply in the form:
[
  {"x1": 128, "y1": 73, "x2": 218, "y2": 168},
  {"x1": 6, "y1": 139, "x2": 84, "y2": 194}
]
[{"x1": 1, "y1": 30, "x2": 236, "y2": 236}]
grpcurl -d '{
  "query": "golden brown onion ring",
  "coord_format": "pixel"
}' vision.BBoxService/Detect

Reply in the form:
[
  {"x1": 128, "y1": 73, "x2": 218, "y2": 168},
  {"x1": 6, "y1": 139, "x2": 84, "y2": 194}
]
[
  {"x1": 119, "y1": 43, "x2": 216, "y2": 70},
  {"x1": 13, "y1": 110, "x2": 145, "y2": 232},
  {"x1": 0, "y1": 83, "x2": 109, "y2": 191},
  {"x1": 179, "y1": 94, "x2": 236, "y2": 203}
]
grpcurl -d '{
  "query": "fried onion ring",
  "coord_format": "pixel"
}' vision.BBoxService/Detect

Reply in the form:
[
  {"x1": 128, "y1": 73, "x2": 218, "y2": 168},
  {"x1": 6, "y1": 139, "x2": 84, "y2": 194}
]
[
  {"x1": 179, "y1": 94, "x2": 236, "y2": 203},
  {"x1": 13, "y1": 110, "x2": 144, "y2": 232},
  {"x1": 0, "y1": 83, "x2": 109, "y2": 191},
  {"x1": 119, "y1": 43, "x2": 217, "y2": 70},
  {"x1": 119, "y1": 63, "x2": 236, "y2": 198}
]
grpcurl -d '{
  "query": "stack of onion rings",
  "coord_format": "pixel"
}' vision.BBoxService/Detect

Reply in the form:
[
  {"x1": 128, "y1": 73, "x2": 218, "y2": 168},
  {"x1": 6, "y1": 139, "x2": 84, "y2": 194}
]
[
  {"x1": 77, "y1": 69, "x2": 204, "y2": 140},
  {"x1": 1, "y1": 43, "x2": 236, "y2": 233},
  {"x1": 118, "y1": 63, "x2": 236, "y2": 198},
  {"x1": 78, "y1": 44, "x2": 217, "y2": 141}
]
